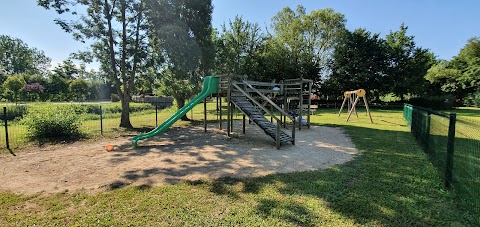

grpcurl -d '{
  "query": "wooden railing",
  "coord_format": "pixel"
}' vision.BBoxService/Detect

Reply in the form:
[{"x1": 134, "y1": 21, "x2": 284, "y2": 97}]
[{"x1": 230, "y1": 80, "x2": 295, "y2": 148}]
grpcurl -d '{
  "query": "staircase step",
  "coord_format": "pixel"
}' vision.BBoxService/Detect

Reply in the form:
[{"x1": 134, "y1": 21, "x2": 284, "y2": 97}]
[{"x1": 229, "y1": 85, "x2": 294, "y2": 146}]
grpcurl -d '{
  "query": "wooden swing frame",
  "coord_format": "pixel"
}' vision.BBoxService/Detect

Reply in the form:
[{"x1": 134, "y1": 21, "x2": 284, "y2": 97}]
[{"x1": 338, "y1": 89, "x2": 373, "y2": 123}]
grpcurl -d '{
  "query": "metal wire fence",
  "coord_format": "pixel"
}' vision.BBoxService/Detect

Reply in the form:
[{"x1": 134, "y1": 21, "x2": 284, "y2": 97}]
[
  {"x1": 0, "y1": 103, "x2": 171, "y2": 150},
  {"x1": 404, "y1": 104, "x2": 480, "y2": 223},
  {"x1": 0, "y1": 98, "x2": 230, "y2": 151}
]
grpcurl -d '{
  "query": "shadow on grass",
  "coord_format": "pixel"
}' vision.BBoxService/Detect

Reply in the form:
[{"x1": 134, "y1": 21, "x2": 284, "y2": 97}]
[
  {"x1": 182, "y1": 125, "x2": 471, "y2": 226},
  {"x1": 102, "y1": 115, "x2": 474, "y2": 226}
]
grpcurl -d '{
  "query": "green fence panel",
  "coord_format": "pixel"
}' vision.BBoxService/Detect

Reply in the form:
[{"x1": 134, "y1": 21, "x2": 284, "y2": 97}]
[{"x1": 404, "y1": 104, "x2": 480, "y2": 224}]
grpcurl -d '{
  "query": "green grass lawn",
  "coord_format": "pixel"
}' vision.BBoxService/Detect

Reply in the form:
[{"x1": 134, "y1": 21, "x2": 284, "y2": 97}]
[{"x1": 0, "y1": 107, "x2": 477, "y2": 226}]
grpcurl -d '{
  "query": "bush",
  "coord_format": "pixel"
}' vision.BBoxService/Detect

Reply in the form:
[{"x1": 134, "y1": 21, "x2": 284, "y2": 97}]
[
  {"x1": 406, "y1": 95, "x2": 454, "y2": 110},
  {"x1": 0, "y1": 105, "x2": 27, "y2": 121},
  {"x1": 111, "y1": 93, "x2": 120, "y2": 102},
  {"x1": 22, "y1": 105, "x2": 82, "y2": 140},
  {"x1": 464, "y1": 91, "x2": 480, "y2": 107},
  {"x1": 85, "y1": 105, "x2": 102, "y2": 115}
]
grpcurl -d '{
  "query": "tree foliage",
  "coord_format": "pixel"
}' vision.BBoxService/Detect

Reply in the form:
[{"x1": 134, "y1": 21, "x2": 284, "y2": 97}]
[
  {"x1": 69, "y1": 78, "x2": 89, "y2": 101},
  {"x1": 271, "y1": 6, "x2": 346, "y2": 82},
  {"x1": 38, "y1": 0, "x2": 150, "y2": 128},
  {"x1": 326, "y1": 29, "x2": 388, "y2": 99},
  {"x1": 426, "y1": 37, "x2": 480, "y2": 100},
  {"x1": 325, "y1": 24, "x2": 434, "y2": 101},
  {"x1": 148, "y1": 0, "x2": 213, "y2": 120},
  {"x1": 0, "y1": 35, "x2": 51, "y2": 75},
  {"x1": 214, "y1": 16, "x2": 265, "y2": 79},
  {"x1": 385, "y1": 24, "x2": 434, "y2": 100},
  {"x1": 3, "y1": 74, "x2": 27, "y2": 103}
]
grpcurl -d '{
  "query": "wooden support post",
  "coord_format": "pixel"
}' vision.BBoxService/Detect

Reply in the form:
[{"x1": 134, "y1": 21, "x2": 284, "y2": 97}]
[
  {"x1": 204, "y1": 98, "x2": 207, "y2": 132},
  {"x1": 242, "y1": 114, "x2": 246, "y2": 134},
  {"x1": 276, "y1": 121, "x2": 280, "y2": 149},
  {"x1": 299, "y1": 82, "x2": 303, "y2": 131},
  {"x1": 219, "y1": 93, "x2": 223, "y2": 130},
  {"x1": 230, "y1": 101, "x2": 234, "y2": 133},
  {"x1": 363, "y1": 95, "x2": 373, "y2": 123},
  {"x1": 216, "y1": 94, "x2": 219, "y2": 121},
  {"x1": 338, "y1": 96, "x2": 348, "y2": 117},
  {"x1": 291, "y1": 120, "x2": 295, "y2": 145},
  {"x1": 353, "y1": 93, "x2": 359, "y2": 118},
  {"x1": 270, "y1": 104, "x2": 273, "y2": 123},
  {"x1": 346, "y1": 95, "x2": 360, "y2": 122},
  {"x1": 227, "y1": 80, "x2": 231, "y2": 137},
  {"x1": 307, "y1": 80, "x2": 312, "y2": 128}
]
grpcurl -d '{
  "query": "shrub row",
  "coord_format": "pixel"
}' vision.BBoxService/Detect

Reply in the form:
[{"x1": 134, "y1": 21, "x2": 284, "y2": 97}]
[
  {"x1": 0, "y1": 105, "x2": 28, "y2": 121},
  {"x1": 22, "y1": 105, "x2": 82, "y2": 140},
  {"x1": 464, "y1": 91, "x2": 480, "y2": 107},
  {"x1": 74, "y1": 103, "x2": 154, "y2": 115},
  {"x1": 0, "y1": 102, "x2": 155, "y2": 120}
]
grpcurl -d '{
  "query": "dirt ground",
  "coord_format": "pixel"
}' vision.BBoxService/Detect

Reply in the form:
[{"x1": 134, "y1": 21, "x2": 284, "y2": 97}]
[{"x1": 0, "y1": 121, "x2": 358, "y2": 195}]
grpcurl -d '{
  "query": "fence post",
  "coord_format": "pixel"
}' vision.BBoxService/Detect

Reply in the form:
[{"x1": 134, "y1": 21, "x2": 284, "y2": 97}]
[
  {"x1": 155, "y1": 104, "x2": 158, "y2": 127},
  {"x1": 100, "y1": 106, "x2": 103, "y2": 136},
  {"x1": 4, "y1": 106, "x2": 9, "y2": 150},
  {"x1": 445, "y1": 113, "x2": 456, "y2": 188},
  {"x1": 425, "y1": 112, "x2": 431, "y2": 152}
]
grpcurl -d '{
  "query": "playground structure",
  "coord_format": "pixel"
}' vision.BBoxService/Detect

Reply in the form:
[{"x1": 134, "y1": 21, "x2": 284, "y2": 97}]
[
  {"x1": 338, "y1": 89, "x2": 373, "y2": 123},
  {"x1": 132, "y1": 74, "x2": 313, "y2": 149}
]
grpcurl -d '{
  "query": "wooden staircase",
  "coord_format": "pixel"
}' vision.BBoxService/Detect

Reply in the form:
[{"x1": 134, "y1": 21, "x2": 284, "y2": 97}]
[{"x1": 230, "y1": 88, "x2": 294, "y2": 145}]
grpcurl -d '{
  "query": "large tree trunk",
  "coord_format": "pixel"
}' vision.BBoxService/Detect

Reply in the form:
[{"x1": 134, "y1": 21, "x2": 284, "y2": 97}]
[
  {"x1": 120, "y1": 95, "x2": 133, "y2": 128},
  {"x1": 176, "y1": 97, "x2": 190, "y2": 121},
  {"x1": 118, "y1": 0, "x2": 133, "y2": 128}
]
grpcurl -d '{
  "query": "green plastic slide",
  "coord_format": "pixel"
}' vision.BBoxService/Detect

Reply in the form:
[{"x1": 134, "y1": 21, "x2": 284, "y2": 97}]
[{"x1": 132, "y1": 76, "x2": 218, "y2": 148}]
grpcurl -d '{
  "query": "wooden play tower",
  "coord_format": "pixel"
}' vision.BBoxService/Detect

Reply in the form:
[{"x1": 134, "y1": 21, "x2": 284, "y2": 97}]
[{"x1": 201, "y1": 74, "x2": 313, "y2": 149}]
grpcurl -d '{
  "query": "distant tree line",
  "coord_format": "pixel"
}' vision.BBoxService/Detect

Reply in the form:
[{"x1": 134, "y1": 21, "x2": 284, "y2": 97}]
[
  {"x1": 214, "y1": 6, "x2": 479, "y2": 107},
  {"x1": 1, "y1": 2, "x2": 477, "y2": 127},
  {"x1": 0, "y1": 35, "x2": 113, "y2": 103}
]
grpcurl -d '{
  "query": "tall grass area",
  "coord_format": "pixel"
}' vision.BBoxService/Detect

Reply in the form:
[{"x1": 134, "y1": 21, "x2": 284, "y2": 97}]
[{"x1": 0, "y1": 108, "x2": 476, "y2": 226}]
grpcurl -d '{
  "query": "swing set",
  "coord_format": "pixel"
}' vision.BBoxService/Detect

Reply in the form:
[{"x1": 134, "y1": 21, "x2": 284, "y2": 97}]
[{"x1": 338, "y1": 89, "x2": 373, "y2": 123}]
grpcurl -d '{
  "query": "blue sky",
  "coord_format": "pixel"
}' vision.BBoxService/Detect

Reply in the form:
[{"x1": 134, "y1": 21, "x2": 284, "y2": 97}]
[{"x1": 1, "y1": 0, "x2": 478, "y2": 68}]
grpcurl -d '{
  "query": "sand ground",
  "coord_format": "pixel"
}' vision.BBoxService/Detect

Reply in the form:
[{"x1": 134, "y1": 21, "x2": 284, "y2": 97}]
[{"x1": 0, "y1": 121, "x2": 358, "y2": 194}]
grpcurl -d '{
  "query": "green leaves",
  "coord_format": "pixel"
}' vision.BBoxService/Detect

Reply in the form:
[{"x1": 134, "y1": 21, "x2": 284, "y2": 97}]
[
  {"x1": 426, "y1": 37, "x2": 480, "y2": 101},
  {"x1": 0, "y1": 35, "x2": 51, "y2": 75},
  {"x1": 215, "y1": 16, "x2": 264, "y2": 77},
  {"x1": 272, "y1": 6, "x2": 346, "y2": 76},
  {"x1": 22, "y1": 105, "x2": 82, "y2": 140}
]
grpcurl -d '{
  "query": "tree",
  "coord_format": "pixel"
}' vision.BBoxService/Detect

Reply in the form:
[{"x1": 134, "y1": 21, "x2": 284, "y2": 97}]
[
  {"x1": 52, "y1": 60, "x2": 79, "y2": 80},
  {"x1": 69, "y1": 78, "x2": 89, "y2": 101},
  {"x1": 39, "y1": 0, "x2": 150, "y2": 128},
  {"x1": 426, "y1": 37, "x2": 480, "y2": 99},
  {"x1": 22, "y1": 82, "x2": 45, "y2": 102},
  {"x1": 271, "y1": 5, "x2": 346, "y2": 83},
  {"x1": 214, "y1": 16, "x2": 265, "y2": 79},
  {"x1": 385, "y1": 24, "x2": 434, "y2": 100},
  {"x1": 0, "y1": 35, "x2": 51, "y2": 75},
  {"x1": 148, "y1": 0, "x2": 214, "y2": 120},
  {"x1": 3, "y1": 75, "x2": 26, "y2": 103},
  {"x1": 326, "y1": 29, "x2": 389, "y2": 99},
  {"x1": 425, "y1": 61, "x2": 462, "y2": 93}
]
